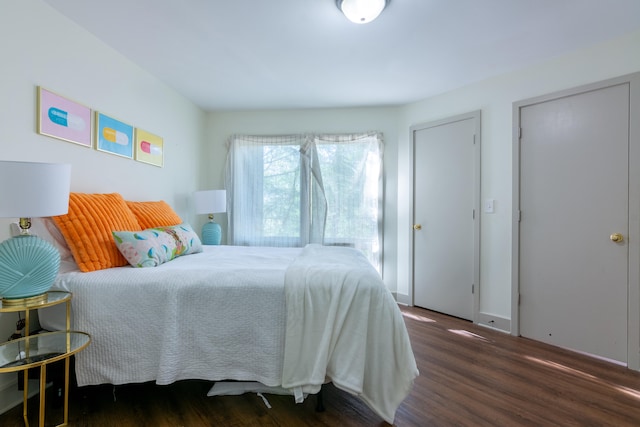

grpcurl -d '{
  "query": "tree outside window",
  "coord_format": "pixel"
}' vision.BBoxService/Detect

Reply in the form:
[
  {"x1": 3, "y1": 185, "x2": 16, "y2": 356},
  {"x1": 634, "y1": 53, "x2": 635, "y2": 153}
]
[{"x1": 226, "y1": 133, "x2": 382, "y2": 270}]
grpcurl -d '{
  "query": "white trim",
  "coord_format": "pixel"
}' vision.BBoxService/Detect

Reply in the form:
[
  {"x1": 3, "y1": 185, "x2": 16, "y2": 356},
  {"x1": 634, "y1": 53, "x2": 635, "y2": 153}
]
[
  {"x1": 477, "y1": 312, "x2": 510, "y2": 333},
  {"x1": 395, "y1": 292, "x2": 410, "y2": 305}
]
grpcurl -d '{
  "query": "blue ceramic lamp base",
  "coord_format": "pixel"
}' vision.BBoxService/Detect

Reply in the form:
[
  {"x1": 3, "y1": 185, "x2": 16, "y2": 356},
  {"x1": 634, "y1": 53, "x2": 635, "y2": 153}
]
[
  {"x1": 0, "y1": 235, "x2": 61, "y2": 301},
  {"x1": 201, "y1": 221, "x2": 222, "y2": 245}
]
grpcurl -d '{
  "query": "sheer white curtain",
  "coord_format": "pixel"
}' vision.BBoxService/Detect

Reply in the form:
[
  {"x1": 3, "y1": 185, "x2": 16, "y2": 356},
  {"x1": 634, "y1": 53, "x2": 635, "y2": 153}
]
[
  {"x1": 312, "y1": 132, "x2": 383, "y2": 269},
  {"x1": 225, "y1": 132, "x2": 383, "y2": 269}
]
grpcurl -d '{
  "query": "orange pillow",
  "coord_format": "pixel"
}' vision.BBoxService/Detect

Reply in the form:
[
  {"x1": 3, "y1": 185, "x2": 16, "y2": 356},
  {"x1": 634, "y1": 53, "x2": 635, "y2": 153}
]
[
  {"x1": 53, "y1": 193, "x2": 142, "y2": 272},
  {"x1": 125, "y1": 200, "x2": 182, "y2": 229}
]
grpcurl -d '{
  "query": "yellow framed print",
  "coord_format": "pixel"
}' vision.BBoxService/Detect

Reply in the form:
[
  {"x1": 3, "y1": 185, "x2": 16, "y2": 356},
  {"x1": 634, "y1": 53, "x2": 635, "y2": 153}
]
[{"x1": 135, "y1": 128, "x2": 164, "y2": 167}]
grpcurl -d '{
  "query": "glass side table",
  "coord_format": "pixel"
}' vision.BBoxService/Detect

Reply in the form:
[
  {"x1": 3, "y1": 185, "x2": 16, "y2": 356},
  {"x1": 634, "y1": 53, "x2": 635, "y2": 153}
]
[
  {"x1": 0, "y1": 292, "x2": 90, "y2": 427},
  {"x1": 0, "y1": 331, "x2": 90, "y2": 426},
  {"x1": 0, "y1": 291, "x2": 73, "y2": 339}
]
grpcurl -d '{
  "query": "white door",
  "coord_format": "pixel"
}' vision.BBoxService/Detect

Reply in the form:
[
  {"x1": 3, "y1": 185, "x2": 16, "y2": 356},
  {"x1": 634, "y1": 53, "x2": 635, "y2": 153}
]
[
  {"x1": 411, "y1": 112, "x2": 480, "y2": 321},
  {"x1": 518, "y1": 83, "x2": 630, "y2": 363}
]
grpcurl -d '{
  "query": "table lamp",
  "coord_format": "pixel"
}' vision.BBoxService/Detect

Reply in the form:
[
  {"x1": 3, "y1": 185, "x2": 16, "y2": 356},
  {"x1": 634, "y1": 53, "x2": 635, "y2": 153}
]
[
  {"x1": 0, "y1": 161, "x2": 71, "y2": 305},
  {"x1": 194, "y1": 190, "x2": 226, "y2": 245}
]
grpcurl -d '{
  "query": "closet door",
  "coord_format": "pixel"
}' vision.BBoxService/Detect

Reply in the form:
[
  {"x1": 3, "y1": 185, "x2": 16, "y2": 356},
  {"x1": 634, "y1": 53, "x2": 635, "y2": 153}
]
[{"x1": 517, "y1": 83, "x2": 629, "y2": 363}]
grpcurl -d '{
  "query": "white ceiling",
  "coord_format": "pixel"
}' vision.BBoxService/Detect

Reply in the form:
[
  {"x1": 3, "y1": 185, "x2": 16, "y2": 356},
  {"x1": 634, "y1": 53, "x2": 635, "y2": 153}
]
[{"x1": 44, "y1": 0, "x2": 640, "y2": 111}]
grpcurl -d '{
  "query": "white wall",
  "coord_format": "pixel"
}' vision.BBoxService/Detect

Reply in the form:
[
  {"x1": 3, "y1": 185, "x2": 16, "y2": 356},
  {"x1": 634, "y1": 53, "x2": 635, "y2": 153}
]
[
  {"x1": 0, "y1": 0, "x2": 205, "y2": 400},
  {"x1": 397, "y1": 29, "x2": 640, "y2": 327},
  {"x1": 205, "y1": 28, "x2": 640, "y2": 327},
  {"x1": 206, "y1": 107, "x2": 401, "y2": 290}
]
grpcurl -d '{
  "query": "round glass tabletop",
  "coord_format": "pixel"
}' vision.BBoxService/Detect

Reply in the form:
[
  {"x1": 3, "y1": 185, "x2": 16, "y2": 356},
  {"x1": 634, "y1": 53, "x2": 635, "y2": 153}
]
[{"x1": 0, "y1": 330, "x2": 91, "y2": 373}]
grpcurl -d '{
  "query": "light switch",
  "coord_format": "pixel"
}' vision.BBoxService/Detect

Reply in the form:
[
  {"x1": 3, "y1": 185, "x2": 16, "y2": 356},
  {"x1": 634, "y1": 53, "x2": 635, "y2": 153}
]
[{"x1": 484, "y1": 199, "x2": 495, "y2": 214}]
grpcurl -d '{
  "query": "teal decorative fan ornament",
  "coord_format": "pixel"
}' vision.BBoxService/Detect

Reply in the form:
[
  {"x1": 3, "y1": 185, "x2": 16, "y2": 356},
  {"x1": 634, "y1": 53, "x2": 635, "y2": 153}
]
[
  {"x1": 0, "y1": 234, "x2": 61, "y2": 299},
  {"x1": 0, "y1": 161, "x2": 71, "y2": 304}
]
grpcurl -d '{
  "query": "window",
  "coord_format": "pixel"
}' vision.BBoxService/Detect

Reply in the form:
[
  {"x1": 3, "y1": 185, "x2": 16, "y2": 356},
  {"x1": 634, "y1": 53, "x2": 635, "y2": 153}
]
[{"x1": 225, "y1": 132, "x2": 383, "y2": 270}]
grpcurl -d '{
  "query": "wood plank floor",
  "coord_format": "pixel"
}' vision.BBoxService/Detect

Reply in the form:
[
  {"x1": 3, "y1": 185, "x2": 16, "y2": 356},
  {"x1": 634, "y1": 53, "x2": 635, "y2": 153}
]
[{"x1": 2, "y1": 305, "x2": 640, "y2": 426}]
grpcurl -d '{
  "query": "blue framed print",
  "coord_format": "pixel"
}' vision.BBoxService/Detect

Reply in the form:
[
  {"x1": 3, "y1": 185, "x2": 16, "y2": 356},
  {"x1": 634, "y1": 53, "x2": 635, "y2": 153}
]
[{"x1": 95, "y1": 112, "x2": 134, "y2": 159}]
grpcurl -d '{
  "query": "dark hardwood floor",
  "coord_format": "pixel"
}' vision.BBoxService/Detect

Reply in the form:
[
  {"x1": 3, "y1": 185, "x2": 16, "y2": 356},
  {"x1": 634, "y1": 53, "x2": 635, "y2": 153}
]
[{"x1": 2, "y1": 305, "x2": 640, "y2": 426}]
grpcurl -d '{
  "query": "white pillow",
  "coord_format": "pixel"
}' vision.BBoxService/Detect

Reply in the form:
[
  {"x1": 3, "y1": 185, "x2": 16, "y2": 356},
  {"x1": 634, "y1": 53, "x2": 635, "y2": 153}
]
[{"x1": 29, "y1": 217, "x2": 79, "y2": 273}]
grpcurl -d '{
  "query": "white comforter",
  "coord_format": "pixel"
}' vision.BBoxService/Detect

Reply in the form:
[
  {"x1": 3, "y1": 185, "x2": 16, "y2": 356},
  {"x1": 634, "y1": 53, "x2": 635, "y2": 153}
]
[
  {"x1": 53, "y1": 246, "x2": 300, "y2": 387},
  {"x1": 282, "y1": 244, "x2": 419, "y2": 424},
  {"x1": 51, "y1": 244, "x2": 418, "y2": 423}
]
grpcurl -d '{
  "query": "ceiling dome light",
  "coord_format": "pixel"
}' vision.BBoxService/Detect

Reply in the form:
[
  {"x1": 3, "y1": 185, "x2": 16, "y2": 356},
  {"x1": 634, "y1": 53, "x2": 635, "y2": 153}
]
[{"x1": 336, "y1": 0, "x2": 389, "y2": 24}]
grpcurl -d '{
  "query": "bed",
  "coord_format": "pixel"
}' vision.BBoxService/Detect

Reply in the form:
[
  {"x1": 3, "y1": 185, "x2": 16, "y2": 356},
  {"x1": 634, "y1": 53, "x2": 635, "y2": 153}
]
[{"x1": 34, "y1": 193, "x2": 419, "y2": 424}]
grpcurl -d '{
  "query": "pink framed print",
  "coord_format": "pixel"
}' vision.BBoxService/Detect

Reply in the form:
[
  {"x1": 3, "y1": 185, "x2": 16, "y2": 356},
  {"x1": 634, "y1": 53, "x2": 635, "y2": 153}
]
[{"x1": 37, "y1": 87, "x2": 92, "y2": 147}]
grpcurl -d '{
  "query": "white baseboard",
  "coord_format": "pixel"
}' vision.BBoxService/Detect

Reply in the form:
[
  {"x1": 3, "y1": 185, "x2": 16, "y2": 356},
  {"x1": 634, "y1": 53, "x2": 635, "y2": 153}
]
[
  {"x1": 395, "y1": 293, "x2": 410, "y2": 305},
  {"x1": 392, "y1": 296, "x2": 511, "y2": 334},
  {"x1": 0, "y1": 378, "x2": 41, "y2": 416},
  {"x1": 477, "y1": 312, "x2": 511, "y2": 333}
]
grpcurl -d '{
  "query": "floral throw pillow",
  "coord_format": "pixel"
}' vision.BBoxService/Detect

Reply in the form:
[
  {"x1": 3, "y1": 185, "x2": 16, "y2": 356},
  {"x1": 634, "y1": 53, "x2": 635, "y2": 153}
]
[{"x1": 112, "y1": 223, "x2": 203, "y2": 268}]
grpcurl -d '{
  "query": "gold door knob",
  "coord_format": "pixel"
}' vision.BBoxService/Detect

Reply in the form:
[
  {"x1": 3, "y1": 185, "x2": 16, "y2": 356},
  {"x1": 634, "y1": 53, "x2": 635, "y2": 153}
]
[
  {"x1": 610, "y1": 233, "x2": 624, "y2": 243},
  {"x1": 413, "y1": 224, "x2": 422, "y2": 231}
]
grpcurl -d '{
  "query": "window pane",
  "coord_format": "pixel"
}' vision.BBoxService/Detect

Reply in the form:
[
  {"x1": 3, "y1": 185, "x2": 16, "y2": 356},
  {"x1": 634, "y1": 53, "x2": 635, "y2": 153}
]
[
  {"x1": 262, "y1": 144, "x2": 300, "y2": 241},
  {"x1": 316, "y1": 139, "x2": 380, "y2": 264},
  {"x1": 228, "y1": 133, "x2": 382, "y2": 269}
]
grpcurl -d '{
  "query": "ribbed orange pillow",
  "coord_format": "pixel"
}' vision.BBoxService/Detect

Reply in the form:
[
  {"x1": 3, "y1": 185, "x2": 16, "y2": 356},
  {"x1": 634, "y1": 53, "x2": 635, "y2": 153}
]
[
  {"x1": 53, "y1": 193, "x2": 142, "y2": 272},
  {"x1": 125, "y1": 200, "x2": 182, "y2": 229}
]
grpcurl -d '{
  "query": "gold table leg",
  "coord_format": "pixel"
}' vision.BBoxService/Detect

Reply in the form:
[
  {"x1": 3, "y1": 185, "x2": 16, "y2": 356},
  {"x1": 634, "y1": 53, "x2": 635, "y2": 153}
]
[
  {"x1": 22, "y1": 370, "x2": 29, "y2": 427},
  {"x1": 60, "y1": 357, "x2": 70, "y2": 426},
  {"x1": 39, "y1": 364, "x2": 46, "y2": 427},
  {"x1": 24, "y1": 309, "x2": 31, "y2": 426},
  {"x1": 60, "y1": 298, "x2": 72, "y2": 426}
]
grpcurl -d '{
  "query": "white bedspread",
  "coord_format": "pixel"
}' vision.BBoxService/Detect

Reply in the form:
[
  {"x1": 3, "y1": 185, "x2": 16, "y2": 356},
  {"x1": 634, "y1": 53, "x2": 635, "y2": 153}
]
[
  {"x1": 50, "y1": 244, "x2": 418, "y2": 423},
  {"x1": 282, "y1": 244, "x2": 419, "y2": 424},
  {"x1": 53, "y1": 246, "x2": 301, "y2": 387}
]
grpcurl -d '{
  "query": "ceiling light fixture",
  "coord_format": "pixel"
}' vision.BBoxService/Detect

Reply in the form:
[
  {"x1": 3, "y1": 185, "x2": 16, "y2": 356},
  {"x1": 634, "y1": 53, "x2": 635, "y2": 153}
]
[{"x1": 336, "y1": 0, "x2": 389, "y2": 24}]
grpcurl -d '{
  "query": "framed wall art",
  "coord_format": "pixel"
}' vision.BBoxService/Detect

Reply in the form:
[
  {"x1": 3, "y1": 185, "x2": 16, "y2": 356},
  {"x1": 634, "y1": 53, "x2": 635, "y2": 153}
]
[
  {"x1": 135, "y1": 128, "x2": 164, "y2": 167},
  {"x1": 95, "y1": 112, "x2": 134, "y2": 159},
  {"x1": 37, "y1": 87, "x2": 92, "y2": 147}
]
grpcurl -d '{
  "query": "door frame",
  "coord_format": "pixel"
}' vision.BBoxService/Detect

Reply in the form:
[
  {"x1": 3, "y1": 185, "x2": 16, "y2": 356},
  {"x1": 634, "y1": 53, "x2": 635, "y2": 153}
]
[
  {"x1": 512, "y1": 73, "x2": 640, "y2": 370},
  {"x1": 409, "y1": 110, "x2": 481, "y2": 322}
]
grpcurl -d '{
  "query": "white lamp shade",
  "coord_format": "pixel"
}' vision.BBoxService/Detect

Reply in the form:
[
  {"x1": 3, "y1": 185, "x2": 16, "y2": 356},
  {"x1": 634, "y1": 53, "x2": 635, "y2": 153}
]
[
  {"x1": 194, "y1": 190, "x2": 227, "y2": 215},
  {"x1": 0, "y1": 161, "x2": 71, "y2": 300},
  {"x1": 337, "y1": 0, "x2": 387, "y2": 24},
  {"x1": 0, "y1": 161, "x2": 71, "y2": 218}
]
